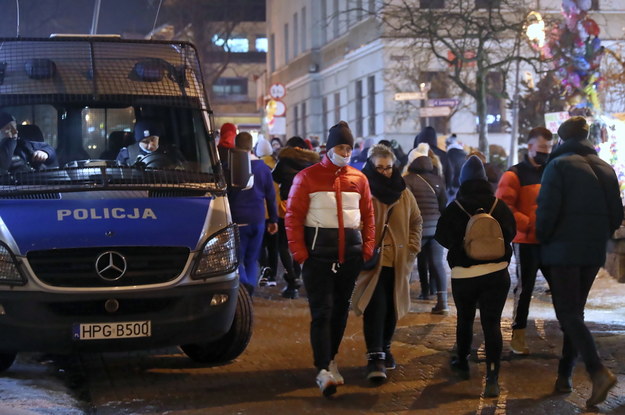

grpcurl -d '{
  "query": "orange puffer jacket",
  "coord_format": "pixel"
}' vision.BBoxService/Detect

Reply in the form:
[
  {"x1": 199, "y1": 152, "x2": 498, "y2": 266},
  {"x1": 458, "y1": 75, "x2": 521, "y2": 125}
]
[{"x1": 495, "y1": 157, "x2": 544, "y2": 244}]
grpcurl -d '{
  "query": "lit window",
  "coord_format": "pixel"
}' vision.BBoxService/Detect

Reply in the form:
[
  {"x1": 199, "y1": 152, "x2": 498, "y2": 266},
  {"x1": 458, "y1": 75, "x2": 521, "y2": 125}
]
[
  {"x1": 256, "y1": 37, "x2": 268, "y2": 52},
  {"x1": 211, "y1": 35, "x2": 249, "y2": 53}
]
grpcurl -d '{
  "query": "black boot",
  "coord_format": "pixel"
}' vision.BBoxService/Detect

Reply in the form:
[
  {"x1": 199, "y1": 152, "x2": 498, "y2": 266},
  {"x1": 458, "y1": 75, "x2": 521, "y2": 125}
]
[
  {"x1": 450, "y1": 355, "x2": 470, "y2": 380},
  {"x1": 483, "y1": 361, "x2": 500, "y2": 398},
  {"x1": 281, "y1": 274, "x2": 300, "y2": 299},
  {"x1": 383, "y1": 345, "x2": 396, "y2": 370},
  {"x1": 366, "y1": 352, "x2": 387, "y2": 383},
  {"x1": 555, "y1": 359, "x2": 573, "y2": 393}
]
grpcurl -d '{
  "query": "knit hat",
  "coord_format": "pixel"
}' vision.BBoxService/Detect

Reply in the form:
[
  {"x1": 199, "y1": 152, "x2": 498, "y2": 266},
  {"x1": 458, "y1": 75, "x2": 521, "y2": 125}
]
[
  {"x1": 459, "y1": 155, "x2": 487, "y2": 184},
  {"x1": 255, "y1": 137, "x2": 273, "y2": 157},
  {"x1": 414, "y1": 126, "x2": 437, "y2": 148},
  {"x1": 134, "y1": 120, "x2": 162, "y2": 142},
  {"x1": 285, "y1": 136, "x2": 308, "y2": 149},
  {"x1": 235, "y1": 131, "x2": 253, "y2": 151},
  {"x1": 218, "y1": 123, "x2": 237, "y2": 148},
  {"x1": 407, "y1": 143, "x2": 430, "y2": 166},
  {"x1": 326, "y1": 121, "x2": 354, "y2": 152},
  {"x1": 557, "y1": 116, "x2": 589, "y2": 141},
  {"x1": 0, "y1": 112, "x2": 15, "y2": 129}
]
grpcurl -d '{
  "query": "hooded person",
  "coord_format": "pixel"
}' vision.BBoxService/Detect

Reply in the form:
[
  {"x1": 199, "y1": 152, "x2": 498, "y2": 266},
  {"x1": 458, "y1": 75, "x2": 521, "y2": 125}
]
[
  {"x1": 536, "y1": 116, "x2": 623, "y2": 406},
  {"x1": 0, "y1": 111, "x2": 57, "y2": 172},
  {"x1": 414, "y1": 126, "x2": 451, "y2": 188},
  {"x1": 435, "y1": 155, "x2": 516, "y2": 399},
  {"x1": 285, "y1": 121, "x2": 376, "y2": 396},
  {"x1": 445, "y1": 134, "x2": 467, "y2": 200},
  {"x1": 352, "y1": 143, "x2": 422, "y2": 383},
  {"x1": 272, "y1": 135, "x2": 320, "y2": 298}
]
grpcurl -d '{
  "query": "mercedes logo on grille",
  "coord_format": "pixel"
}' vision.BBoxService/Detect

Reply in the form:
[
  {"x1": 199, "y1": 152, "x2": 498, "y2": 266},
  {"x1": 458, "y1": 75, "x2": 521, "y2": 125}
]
[{"x1": 95, "y1": 251, "x2": 127, "y2": 281}]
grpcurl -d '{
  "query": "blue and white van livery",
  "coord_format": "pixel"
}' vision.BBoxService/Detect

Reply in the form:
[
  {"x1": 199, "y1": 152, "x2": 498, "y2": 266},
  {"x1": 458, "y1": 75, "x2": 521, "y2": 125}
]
[{"x1": 0, "y1": 36, "x2": 252, "y2": 370}]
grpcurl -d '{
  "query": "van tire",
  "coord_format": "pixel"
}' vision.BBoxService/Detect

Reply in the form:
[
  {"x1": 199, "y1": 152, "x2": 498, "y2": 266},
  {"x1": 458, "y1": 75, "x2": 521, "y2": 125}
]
[
  {"x1": 180, "y1": 287, "x2": 253, "y2": 365},
  {"x1": 0, "y1": 352, "x2": 16, "y2": 372}
]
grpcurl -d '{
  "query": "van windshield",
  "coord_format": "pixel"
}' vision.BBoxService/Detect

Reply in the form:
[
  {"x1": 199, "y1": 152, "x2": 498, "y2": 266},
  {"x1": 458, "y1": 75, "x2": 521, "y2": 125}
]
[{"x1": 0, "y1": 104, "x2": 222, "y2": 195}]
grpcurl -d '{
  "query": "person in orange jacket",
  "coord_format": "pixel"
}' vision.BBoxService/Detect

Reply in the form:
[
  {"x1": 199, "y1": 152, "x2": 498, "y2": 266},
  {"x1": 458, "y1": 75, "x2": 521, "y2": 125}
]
[{"x1": 495, "y1": 126, "x2": 554, "y2": 355}]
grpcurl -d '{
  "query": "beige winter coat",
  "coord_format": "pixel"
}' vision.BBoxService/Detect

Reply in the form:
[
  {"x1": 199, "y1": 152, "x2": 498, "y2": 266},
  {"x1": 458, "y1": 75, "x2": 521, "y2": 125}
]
[{"x1": 352, "y1": 189, "x2": 423, "y2": 320}]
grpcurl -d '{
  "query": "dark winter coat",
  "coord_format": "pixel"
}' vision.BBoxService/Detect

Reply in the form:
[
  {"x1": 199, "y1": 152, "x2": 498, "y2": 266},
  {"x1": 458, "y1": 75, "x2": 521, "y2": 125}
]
[
  {"x1": 536, "y1": 139, "x2": 623, "y2": 266},
  {"x1": 414, "y1": 127, "x2": 451, "y2": 189},
  {"x1": 435, "y1": 179, "x2": 516, "y2": 268},
  {"x1": 272, "y1": 146, "x2": 320, "y2": 201},
  {"x1": 446, "y1": 145, "x2": 467, "y2": 195},
  {"x1": 0, "y1": 137, "x2": 57, "y2": 171},
  {"x1": 404, "y1": 156, "x2": 447, "y2": 238}
]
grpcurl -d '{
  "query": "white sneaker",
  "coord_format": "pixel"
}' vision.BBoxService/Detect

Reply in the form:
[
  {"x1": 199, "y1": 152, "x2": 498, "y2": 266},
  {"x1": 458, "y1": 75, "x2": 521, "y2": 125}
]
[
  {"x1": 329, "y1": 360, "x2": 345, "y2": 385},
  {"x1": 316, "y1": 369, "x2": 337, "y2": 397}
]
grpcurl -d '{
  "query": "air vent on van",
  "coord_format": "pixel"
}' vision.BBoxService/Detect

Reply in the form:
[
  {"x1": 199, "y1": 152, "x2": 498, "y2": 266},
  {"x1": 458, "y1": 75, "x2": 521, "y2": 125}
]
[{"x1": 24, "y1": 59, "x2": 56, "y2": 80}]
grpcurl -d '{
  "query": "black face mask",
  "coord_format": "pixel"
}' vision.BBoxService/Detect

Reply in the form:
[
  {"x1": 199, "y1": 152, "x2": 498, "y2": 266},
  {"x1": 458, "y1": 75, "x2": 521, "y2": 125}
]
[{"x1": 533, "y1": 152, "x2": 549, "y2": 165}]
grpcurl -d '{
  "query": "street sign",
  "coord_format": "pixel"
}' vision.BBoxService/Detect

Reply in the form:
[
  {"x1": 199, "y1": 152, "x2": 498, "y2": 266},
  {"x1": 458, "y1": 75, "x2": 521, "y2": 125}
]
[
  {"x1": 394, "y1": 92, "x2": 427, "y2": 101},
  {"x1": 269, "y1": 83, "x2": 286, "y2": 99},
  {"x1": 419, "y1": 106, "x2": 452, "y2": 118},
  {"x1": 426, "y1": 98, "x2": 460, "y2": 108}
]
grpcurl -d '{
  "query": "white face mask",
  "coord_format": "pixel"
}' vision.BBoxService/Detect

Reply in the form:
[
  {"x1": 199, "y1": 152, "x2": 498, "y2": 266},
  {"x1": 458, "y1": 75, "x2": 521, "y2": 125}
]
[{"x1": 329, "y1": 149, "x2": 350, "y2": 167}]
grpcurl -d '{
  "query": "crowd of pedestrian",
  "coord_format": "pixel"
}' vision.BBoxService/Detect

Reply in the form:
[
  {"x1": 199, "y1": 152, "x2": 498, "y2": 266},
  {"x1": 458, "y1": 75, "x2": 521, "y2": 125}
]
[{"x1": 216, "y1": 115, "x2": 622, "y2": 408}]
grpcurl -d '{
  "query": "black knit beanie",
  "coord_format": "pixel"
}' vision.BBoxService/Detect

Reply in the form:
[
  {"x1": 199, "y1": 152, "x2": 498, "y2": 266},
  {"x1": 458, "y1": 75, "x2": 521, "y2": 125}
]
[
  {"x1": 0, "y1": 111, "x2": 15, "y2": 129},
  {"x1": 459, "y1": 155, "x2": 487, "y2": 184},
  {"x1": 326, "y1": 121, "x2": 354, "y2": 152},
  {"x1": 557, "y1": 116, "x2": 589, "y2": 141}
]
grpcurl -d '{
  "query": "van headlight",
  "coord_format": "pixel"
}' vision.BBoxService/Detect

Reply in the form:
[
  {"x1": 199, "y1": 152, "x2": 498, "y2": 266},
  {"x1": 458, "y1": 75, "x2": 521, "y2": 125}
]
[
  {"x1": 192, "y1": 225, "x2": 239, "y2": 279},
  {"x1": 0, "y1": 243, "x2": 25, "y2": 286}
]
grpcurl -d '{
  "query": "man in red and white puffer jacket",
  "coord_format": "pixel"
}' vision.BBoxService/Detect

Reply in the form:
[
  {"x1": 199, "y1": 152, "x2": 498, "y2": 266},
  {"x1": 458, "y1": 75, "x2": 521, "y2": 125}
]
[{"x1": 286, "y1": 121, "x2": 375, "y2": 397}]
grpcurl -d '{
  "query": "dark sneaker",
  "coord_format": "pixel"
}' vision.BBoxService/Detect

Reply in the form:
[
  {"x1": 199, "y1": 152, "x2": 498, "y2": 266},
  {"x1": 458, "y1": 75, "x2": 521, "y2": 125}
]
[
  {"x1": 450, "y1": 356, "x2": 470, "y2": 380},
  {"x1": 266, "y1": 277, "x2": 277, "y2": 287},
  {"x1": 554, "y1": 375, "x2": 572, "y2": 393},
  {"x1": 281, "y1": 286, "x2": 299, "y2": 299},
  {"x1": 483, "y1": 377, "x2": 500, "y2": 398},
  {"x1": 366, "y1": 352, "x2": 387, "y2": 383},
  {"x1": 258, "y1": 267, "x2": 271, "y2": 287},
  {"x1": 384, "y1": 350, "x2": 396, "y2": 370},
  {"x1": 431, "y1": 304, "x2": 449, "y2": 315}
]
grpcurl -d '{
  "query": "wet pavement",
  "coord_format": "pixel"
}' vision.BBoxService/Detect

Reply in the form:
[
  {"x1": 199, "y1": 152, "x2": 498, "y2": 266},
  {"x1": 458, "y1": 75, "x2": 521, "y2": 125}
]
[{"x1": 2, "y1": 268, "x2": 625, "y2": 414}]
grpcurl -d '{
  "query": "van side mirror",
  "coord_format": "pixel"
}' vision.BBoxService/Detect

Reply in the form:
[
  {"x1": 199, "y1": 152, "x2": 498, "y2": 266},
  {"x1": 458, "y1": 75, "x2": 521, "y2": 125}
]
[{"x1": 228, "y1": 148, "x2": 254, "y2": 189}]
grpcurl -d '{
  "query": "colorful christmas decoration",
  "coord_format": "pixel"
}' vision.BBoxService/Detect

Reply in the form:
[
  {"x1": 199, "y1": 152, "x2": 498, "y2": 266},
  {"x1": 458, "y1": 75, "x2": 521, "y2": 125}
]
[{"x1": 544, "y1": 0, "x2": 603, "y2": 113}]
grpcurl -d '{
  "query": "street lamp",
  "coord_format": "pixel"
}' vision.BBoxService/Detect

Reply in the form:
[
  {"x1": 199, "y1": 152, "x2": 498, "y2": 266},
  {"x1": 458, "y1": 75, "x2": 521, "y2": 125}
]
[{"x1": 509, "y1": 11, "x2": 546, "y2": 167}]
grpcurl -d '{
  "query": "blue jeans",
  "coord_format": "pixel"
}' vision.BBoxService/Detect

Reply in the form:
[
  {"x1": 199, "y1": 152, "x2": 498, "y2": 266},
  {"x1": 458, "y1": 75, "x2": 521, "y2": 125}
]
[{"x1": 237, "y1": 222, "x2": 265, "y2": 294}]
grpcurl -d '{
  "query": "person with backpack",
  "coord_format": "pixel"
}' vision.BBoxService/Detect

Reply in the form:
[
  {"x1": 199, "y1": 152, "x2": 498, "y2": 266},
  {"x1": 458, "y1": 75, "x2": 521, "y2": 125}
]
[
  {"x1": 536, "y1": 116, "x2": 623, "y2": 407},
  {"x1": 435, "y1": 155, "x2": 516, "y2": 398}
]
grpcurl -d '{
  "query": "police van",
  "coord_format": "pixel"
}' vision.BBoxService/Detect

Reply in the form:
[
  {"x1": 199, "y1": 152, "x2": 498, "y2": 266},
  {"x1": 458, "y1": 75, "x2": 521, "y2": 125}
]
[{"x1": 0, "y1": 36, "x2": 253, "y2": 370}]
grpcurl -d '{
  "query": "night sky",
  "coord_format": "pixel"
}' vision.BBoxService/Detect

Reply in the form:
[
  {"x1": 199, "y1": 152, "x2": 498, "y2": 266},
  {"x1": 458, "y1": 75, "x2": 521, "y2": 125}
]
[{"x1": 0, "y1": 0, "x2": 265, "y2": 38}]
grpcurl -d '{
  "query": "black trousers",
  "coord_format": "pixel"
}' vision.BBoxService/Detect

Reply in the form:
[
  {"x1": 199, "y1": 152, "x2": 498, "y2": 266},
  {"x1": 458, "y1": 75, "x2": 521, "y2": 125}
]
[
  {"x1": 418, "y1": 237, "x2": 447, "y2": 295},
  {"x1": 302, "y1": 256, "x2": 361, "y2": 371},
  {"x1": 363, "y1": 266, "x2": 396, "y2": 353},
  {"x1": 258, "y1": 223, "x2": 279, "y2": 279},
  {"x1": 278, "y1": 218, "x2": 300, "y2": 285},
  {"x1": 451, "y1": 269, "x2": 510, "y2": 371},
  {"x1": 549, "y1": 265, "x2": 603, "y2": 377},
  {"x1": 512, "y1": 243, "x2": 551, "y2": 329}
]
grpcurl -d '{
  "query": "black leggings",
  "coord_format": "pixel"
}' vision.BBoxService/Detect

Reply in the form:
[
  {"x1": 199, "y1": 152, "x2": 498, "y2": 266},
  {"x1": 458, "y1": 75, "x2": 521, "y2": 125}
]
[
  {"x1": 363, "y1": 266, "x2": 397, "y2": 353},
  {"x1": 278, "y1": 218, "x2": 300, "y2": 285},
  {"x1": 451, "y1": 269, "x2": 510, "y2": 370},
  {"x1": 258, "y1": 225, "x2": 279, "y2": 278}
]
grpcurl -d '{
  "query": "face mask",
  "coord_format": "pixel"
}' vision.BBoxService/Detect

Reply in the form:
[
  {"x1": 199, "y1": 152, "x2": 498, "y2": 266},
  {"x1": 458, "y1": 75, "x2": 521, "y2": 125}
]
[
  {"x1": 329, "y1": 149, "x2": 350, "y2": 167},
  {"x1": 533, "y1": 152, "x2": 549, "y2": 165}
]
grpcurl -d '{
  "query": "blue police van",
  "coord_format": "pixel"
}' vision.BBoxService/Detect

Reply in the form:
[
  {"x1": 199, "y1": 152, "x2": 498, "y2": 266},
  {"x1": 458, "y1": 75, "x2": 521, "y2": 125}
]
[{"x1": 0, "y1": 36, "x2": 253, "y2": 371}]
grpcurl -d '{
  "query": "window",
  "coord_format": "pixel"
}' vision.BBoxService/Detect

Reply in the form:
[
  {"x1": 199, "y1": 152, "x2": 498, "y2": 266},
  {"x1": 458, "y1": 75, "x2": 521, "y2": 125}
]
[
  {"x1": 81, "y1": 107, "x2": 134, "y2": 159},
  {"x1": 486, "y1": 72, "x2": 504, "y2": 133},
  {"x1": 211, "y1": 35, "x2": 249, "y2": 53},
  {"x1": 334, "y1": 92, "x2": 341, "y2": 124},
  {"x1": 322, "y1": 96, "x2": 328, "y2": 134},
  {"x1": 293, "y1": 105, "x2": 299, "y2": 136},
  {"x1": 420, "y1": 0, "x2": 444, "y2": 8},
  {"x1": 270, "y1": 34, "x2": 276, "y2": 72},
  {"x1": 475, "y1": 0, "x2": 500, "y2": 8},
  {"x1": 212, "y1": 77, "x2": 248, "y2": 98},
  {"x1": 419, "y1": 71, "x2": 448, "y2": 133},
  {"x1": 367, "y1": 75, "x2": 376, "y2": 135},
  {"x1": 301, "y1": 7, "x2": 307, "y2": 52},
  {"x1": 301, "y1": 102, "x2": 307, "y2": 138},
  {"x1": 284, "y1": 23, "x2": 290, "y2": 63},
  {"x1": 590, "y1": 0, "x2": 599, "y2": 10},
  {"x1": 355, "y1": 80, "x2": 363, "y2": 137},
  {"x1": 255, "y1": 37, "x2": 268, "y2": 52},
  {"x1": 293, "y1": 13, "x2": 299, "y2": 57}
]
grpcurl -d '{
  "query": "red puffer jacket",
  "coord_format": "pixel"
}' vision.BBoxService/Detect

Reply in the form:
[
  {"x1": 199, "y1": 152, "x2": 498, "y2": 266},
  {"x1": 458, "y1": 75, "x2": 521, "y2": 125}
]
[{"x1": 285, "y1": 155, "x2": 376, "y2": 264}]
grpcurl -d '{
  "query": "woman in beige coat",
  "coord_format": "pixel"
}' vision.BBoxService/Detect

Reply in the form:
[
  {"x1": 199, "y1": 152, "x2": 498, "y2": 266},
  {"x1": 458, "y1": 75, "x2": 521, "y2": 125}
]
[{"x1": 352, "y1": 144, "x2": 423, "y2": 383}]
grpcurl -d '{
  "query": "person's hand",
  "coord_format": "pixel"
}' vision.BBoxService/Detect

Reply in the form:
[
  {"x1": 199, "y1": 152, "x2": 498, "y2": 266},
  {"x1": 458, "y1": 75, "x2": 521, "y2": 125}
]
[
  {"x1": 267, "y1": 222, "x2": 278, "y2": 235},
  {"x1": 31, "y1": 150, "x2": 49, "y2": 163}
]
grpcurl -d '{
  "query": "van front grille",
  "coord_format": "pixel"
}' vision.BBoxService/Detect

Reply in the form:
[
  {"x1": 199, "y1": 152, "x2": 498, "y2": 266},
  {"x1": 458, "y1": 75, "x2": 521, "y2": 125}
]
[{"x1": 27, "y1": 247, "x2": 190, "y2": 288}]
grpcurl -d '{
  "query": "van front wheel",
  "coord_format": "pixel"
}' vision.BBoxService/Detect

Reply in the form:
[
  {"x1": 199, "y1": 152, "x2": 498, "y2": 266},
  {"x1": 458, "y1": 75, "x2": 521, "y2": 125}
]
[
  {"x1": 0, "y1": 352, "x2": 16, "y2": 372},
  {"x1": 180, "y1": 287, "x2": 253, "y2": 365}
]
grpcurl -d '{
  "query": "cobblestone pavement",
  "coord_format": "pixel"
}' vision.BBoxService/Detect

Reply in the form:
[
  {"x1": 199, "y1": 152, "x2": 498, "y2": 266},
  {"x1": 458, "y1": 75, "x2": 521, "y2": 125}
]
[{"x1": 72, "y1": 270, "x2": 625, "y2": 415}]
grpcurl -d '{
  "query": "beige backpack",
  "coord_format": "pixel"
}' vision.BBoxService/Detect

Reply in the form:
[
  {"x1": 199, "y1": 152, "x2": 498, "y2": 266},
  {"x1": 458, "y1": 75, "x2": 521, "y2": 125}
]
[{"x1": 454, "y1": 199, "x2": 505, "y2": 261}]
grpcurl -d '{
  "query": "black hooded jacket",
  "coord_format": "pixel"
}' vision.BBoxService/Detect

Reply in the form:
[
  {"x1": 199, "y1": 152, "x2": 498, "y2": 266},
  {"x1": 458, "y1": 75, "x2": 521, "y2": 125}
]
[
  {"x1": 272, "y1": 146, "x2": 320, "y2": 201},
  {"x1": 404, "y1": 156, "x2": 447, "y2": 238},
  {"x1": 435, "y1": 179, "x2": 516, "y2": 268}
]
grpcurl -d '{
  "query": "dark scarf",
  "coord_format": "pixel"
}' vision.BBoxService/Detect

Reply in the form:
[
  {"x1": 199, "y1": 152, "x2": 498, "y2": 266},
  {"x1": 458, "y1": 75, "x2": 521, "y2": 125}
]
[{"x1": 362, "y1": 159, "x2": 406, "y2": 205}]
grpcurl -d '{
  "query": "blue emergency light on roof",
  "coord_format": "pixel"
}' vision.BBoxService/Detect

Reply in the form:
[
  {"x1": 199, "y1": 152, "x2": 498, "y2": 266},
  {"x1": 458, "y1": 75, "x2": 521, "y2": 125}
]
[
  {"x1": 133, "y1": 59, "x2": 165, "y2": 82},
  {"x1": 24, "y1": 58, "x2": 55, "y2": 80}
]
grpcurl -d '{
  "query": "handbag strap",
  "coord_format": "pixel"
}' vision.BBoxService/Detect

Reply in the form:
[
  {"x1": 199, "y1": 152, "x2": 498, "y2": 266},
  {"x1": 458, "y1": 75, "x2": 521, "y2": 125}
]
[
  {"x1": 378, "y1": 207, "x2": 394, "y2": 245},
  {"x1": 416, "y1": 174, "x2": 436, "y2": 195}
]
